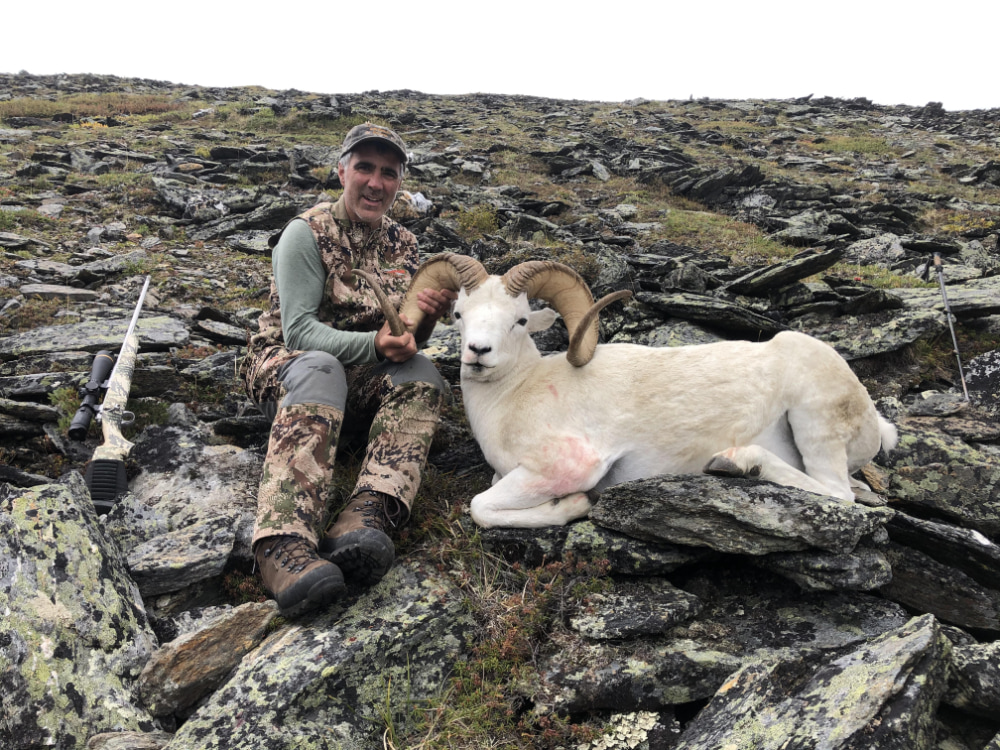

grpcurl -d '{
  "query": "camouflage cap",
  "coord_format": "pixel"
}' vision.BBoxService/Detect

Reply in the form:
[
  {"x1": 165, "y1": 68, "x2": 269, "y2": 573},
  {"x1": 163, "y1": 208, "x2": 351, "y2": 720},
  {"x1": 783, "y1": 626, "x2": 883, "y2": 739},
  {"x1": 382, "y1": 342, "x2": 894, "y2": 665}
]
[{"x1": 341, "y1": 123, "x2": 408, "y2": 164}]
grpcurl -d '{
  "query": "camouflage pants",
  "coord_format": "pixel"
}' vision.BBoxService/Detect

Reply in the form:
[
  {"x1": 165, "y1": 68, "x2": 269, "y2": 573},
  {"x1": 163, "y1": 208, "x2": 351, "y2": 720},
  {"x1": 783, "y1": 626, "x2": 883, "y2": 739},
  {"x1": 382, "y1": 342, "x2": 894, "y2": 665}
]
[{"x1": 245, "y1": 346, "x2": 446, "y2": 548}]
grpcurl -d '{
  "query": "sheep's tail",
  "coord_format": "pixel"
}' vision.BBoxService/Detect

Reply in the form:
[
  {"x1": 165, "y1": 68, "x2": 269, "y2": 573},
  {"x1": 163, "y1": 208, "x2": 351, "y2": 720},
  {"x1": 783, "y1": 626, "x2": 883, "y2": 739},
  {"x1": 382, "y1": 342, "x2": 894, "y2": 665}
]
[{"x1": 878, "y1": 415, "x2": 898, "y2": 452}]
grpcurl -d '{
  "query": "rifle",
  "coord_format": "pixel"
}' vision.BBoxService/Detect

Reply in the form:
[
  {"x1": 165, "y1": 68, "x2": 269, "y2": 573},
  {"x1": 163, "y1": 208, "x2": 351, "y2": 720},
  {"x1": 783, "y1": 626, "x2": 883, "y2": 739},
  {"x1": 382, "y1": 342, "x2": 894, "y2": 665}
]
[{"x1": 69, "y1": 276, "x2": 151, "y2": 513}]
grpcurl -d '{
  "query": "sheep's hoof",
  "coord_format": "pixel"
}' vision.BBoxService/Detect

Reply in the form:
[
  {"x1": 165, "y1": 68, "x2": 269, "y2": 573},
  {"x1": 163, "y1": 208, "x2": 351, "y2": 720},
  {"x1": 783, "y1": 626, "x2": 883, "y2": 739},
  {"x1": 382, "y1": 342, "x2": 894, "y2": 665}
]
[{"x1": 704, "y1": 455, "x2": 761, "y2": 478}]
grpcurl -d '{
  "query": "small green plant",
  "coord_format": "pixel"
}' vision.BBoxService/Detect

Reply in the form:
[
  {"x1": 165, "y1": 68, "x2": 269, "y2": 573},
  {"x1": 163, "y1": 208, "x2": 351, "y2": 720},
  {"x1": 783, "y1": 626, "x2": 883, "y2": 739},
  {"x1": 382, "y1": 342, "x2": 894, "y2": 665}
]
[
  {"x1": 456, "y1": 204, "x2": 499, "y2": 239},
  {"x1": 3, "y1": 297, "x2": 80, "y2": 332},
  {"x1": 811, "y1": 135, "x2": 897, "y2": 156},
  {"x1": 657, "y1": 207, "x2": 796, "y2": 266},
  {"x1": 825, "y1": 263, "x2": 936, "y2": 289},
  {"x1": 0, "y1": 207, "x2": 55, "y2": 231},
  {"x1": 48, "y1": 386, "x2": 80, "y2": 434}
]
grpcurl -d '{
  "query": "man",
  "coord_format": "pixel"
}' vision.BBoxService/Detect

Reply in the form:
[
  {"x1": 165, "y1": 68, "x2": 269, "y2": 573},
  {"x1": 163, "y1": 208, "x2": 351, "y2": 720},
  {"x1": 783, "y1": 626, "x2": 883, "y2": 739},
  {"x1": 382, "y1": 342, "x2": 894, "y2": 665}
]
[{"x1": 241, "y1": 123, "x2": 456, "y2": 616}]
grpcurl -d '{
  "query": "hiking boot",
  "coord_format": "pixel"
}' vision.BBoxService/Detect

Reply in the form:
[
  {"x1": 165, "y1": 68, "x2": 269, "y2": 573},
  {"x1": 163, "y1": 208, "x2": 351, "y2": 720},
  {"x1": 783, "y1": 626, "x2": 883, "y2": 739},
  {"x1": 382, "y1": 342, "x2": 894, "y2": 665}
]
[
  {"x1": 255, "y1": 535, "x2": 346, "y2": 616},
  {"x1": 319, "y1": 491, "x2": 406, "y2": 586}
]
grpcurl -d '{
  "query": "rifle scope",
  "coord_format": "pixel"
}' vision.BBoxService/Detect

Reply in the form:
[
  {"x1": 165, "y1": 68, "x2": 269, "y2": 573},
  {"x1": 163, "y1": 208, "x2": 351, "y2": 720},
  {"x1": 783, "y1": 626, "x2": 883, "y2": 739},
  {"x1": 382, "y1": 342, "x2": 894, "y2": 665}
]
[{"x1": 68, "y1": 350, "x2": 115, "y2": 440}]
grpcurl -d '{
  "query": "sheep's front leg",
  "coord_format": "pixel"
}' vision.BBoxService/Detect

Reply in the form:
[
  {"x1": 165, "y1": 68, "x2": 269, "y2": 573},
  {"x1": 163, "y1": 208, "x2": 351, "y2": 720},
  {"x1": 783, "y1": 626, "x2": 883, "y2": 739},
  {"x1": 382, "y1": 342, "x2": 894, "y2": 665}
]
[
  {"x1": 469, "y1": 466, "x2": 593, "y2": 528},
  {"x1": 704, "y1": 445, "x2": 853, "y2": 501}
]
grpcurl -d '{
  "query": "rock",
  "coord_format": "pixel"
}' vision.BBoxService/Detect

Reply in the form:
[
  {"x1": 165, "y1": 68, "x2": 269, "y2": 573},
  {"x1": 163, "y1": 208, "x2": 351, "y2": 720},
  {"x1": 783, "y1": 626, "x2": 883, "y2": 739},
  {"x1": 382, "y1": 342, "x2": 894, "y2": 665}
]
[
  {"x1": 591, "y1": 475, "x2": 891, "y2": 556},
  {"x1": 945, "y1": 639, "x2": 1000, "y2": 718},
  {"x1": 885, "y1": 418, "x2": 1000, "y2": 536},
  {"x1": 673, "y1": 615, "x2": 949, "y2": 749},
  {"x1": 635, "y1": 291, "x2": 784, "y2": 336},
  {"x1": 86, "y1": 731, "x2": 174, "y2": 750},
  {"x1": 0, "y1": 475, "x2": 158, "y2": 746},
  {"x1": 19, "y1": 283, "x2": 100, "y2": 301},
  {"x1": 790, "y1": 307, "x2": 945, "y2": 360},
  {"x1": 163, "y1": 560, "x2": 472, "y2": 749},
  {"x1": 534, "y1": 565, "x2": 911, "y2": 714},
  {"x1": 725, "y1": 247, "x2": 843, "y2": 295},
  {"x1": 138, "y1": 601, "x2": 279, "y2": 718},
  {"x1": 0, "y1": 315, "x2": 189, "y2": 361},
  {"x1": 127, "y1": 514, "x2": 237, "y2": 596},
  {"x1": 880, "y1": 542, "x2": 1000, "y2": 632},
  {"x1": 753, "y1": 545, "x2": 893, "y2": 591},
  {"x1": 569, "y1": 579, "x2": 703, "y2": 639}
]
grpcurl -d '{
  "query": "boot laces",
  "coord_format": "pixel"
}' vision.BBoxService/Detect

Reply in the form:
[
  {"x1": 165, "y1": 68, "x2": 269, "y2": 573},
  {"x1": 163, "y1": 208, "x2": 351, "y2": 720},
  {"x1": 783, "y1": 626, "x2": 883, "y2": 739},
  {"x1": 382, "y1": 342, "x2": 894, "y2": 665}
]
[
  {"x1": 264, "y1": 536, "x2": 317, "y2": 574},
  {"x1": 354, "y1": 494, "x2": 406, "y2": 530}
]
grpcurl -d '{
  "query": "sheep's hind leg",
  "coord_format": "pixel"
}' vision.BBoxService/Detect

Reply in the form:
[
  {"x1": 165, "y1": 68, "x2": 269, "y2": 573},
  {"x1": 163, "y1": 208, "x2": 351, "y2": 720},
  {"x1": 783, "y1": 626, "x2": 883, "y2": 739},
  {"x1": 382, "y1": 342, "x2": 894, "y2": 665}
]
[{"x1": 704, "y1": 445, "x2": 853, "y2": 501}]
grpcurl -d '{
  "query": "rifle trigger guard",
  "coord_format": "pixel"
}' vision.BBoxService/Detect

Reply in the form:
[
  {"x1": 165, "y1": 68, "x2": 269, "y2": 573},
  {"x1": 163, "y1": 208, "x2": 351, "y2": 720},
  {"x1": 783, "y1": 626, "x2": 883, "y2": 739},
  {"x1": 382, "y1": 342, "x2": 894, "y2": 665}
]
[{"x1": 121, "y1": 410, "x2": 136, "y2": 426}]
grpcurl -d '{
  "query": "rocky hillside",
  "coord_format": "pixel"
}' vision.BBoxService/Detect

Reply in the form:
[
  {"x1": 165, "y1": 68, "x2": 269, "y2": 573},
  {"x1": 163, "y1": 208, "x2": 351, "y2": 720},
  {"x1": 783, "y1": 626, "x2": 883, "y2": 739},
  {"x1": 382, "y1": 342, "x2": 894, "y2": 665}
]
[{"x1": 2, "y1": 72, "x2": 1000, "y2": 750}]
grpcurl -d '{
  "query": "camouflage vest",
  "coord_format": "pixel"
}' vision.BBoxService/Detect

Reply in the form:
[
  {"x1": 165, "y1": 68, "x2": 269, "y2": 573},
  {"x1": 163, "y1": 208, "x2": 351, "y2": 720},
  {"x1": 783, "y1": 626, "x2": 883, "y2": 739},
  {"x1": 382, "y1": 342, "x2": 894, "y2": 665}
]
[{"x1": 250, "y1": 196, "x2": 419, "y2": 352}]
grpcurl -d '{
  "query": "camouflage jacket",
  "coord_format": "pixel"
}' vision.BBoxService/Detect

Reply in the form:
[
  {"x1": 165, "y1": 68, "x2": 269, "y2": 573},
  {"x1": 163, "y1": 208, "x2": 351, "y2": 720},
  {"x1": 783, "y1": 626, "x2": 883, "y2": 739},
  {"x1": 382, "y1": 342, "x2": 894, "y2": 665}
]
[{"x1": 249, "y1": 196, "x2": 419, "y2": 354}]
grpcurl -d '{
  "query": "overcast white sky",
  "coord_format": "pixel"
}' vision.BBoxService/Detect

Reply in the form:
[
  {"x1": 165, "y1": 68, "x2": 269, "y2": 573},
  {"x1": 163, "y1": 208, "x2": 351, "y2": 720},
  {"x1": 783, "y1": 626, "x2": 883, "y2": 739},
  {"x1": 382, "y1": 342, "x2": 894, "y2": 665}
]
[{"x1": 4, "y1": 0, "x2": 997, "y2": 111}]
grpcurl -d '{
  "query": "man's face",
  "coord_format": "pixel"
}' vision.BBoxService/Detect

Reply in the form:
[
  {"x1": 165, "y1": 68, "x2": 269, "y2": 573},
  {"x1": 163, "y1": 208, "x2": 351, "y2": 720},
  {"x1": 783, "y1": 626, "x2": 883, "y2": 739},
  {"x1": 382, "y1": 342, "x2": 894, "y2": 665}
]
[{"x1": 338, "y1": 143, "x2": 403, "y2": 227}]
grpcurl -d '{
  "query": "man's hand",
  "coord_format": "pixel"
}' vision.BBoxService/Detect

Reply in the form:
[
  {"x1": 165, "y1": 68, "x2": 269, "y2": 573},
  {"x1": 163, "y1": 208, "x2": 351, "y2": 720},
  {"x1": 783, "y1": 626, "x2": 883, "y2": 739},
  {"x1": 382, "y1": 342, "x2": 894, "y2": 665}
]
[
  {"x1": 376, "y1": 288, "x2": 458, "y2": 361},
  {"x1": 375, "y1": 314, "x2": 418, "y2": 363},
  {"x1": 417, "y1": 288, "x2": 458, "y2": 321}
]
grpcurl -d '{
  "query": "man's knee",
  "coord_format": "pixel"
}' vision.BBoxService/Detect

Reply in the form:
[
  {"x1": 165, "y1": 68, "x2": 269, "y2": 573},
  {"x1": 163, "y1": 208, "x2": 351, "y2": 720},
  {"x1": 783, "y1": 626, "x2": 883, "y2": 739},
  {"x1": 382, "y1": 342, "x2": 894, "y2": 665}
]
[
  {"x1": 379, "y1": 354, "x2": 447, "y2": 393},
  {"x1": 278, "y1": 351, "x2": 349, "y2": 411}
]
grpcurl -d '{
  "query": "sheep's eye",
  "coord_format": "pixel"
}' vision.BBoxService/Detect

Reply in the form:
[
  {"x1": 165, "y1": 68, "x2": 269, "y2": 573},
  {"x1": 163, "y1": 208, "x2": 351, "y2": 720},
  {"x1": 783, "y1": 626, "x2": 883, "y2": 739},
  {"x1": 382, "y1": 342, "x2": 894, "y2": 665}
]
[{"x1": 516, "y1": 318, "x2": 528, "y2": 327}]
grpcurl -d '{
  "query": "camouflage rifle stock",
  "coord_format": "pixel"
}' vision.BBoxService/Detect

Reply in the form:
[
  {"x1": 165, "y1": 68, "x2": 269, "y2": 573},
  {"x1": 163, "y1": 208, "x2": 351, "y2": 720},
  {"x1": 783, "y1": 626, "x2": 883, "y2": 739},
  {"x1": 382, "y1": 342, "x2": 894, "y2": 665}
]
[{"x1": 79, "y1": 276, "x2": 151, "y2": 513}]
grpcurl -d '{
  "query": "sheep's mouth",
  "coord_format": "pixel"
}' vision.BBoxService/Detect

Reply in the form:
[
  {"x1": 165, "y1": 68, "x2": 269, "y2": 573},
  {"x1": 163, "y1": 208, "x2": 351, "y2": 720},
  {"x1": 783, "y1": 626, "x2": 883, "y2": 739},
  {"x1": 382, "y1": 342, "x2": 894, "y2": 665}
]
[{"x1": 462, "y1": 362, "x2": 496, "y2": 377}]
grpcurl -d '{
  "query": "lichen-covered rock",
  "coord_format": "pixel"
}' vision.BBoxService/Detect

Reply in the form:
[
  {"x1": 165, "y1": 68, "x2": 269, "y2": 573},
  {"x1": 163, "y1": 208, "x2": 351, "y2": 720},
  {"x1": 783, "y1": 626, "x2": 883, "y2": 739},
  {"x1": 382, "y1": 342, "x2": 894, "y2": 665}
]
[
  {"x1": 564, "y1": 520, "x2": 714, "y2": 576},
  {"x1": 534, "y1": 565, "x2": 911, "y2": 714},
  {"x1": 118, "y1": 423, "x2": 259, "y2": 561},
  {"x1": 886, "y1": 511, "x2": 1000, "y2": 589},
  {"x1": 591, "y1": 475, "x2": 891, "y2": 556},
  {"x1": 944, "y1": 640, "x2": 1000, "y2": 718},
  {"x1": 885, "y1": 419, "x2": 1000, "y2": 535},
  {"x1": 890, "y1": 275, "x2": 1000, "y2": 318},
  {"x1": 85, "y1": 730, "x2": 173, "y2": 750},
  {"x1": 635, "y1": 290, "x2": 783, "y2": 335},
  {"x1": 790, "y1": 308, "x2": 945, "y2": 360},
  {"x1": 0, "y1": 474, "x2": 158, "y2": 749},
  {"x1": 127, "y1": 515, "x2": 237, "y2": 597},
  {"x1": 579, "y1": 711, "x2": 678, "y2": 750},
  {"x1": 0, "y1": 315, "x2": 189, "y2": 362},
  {"x1": 752, "y1": 545, "x2": 892, "y2": 591},
  {"x1": 880, "y1": 542, "x2": 1000, "y2": 632},
  {"x1": 164, "y1": 560, "x2": 472, "y2": 749},
  {"x1": 570, "y1": 579, "x2": 703, "y2": 639},
  {"x1": 673, "y1": 614, "x2": 950, "y2": 749}
]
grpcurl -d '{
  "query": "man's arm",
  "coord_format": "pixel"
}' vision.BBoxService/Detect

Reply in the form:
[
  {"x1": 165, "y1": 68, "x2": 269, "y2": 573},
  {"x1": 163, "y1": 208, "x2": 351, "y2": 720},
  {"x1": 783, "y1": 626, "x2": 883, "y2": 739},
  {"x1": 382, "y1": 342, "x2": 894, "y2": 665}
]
[{"x1": 274, "y1": 219, "x2": 378, "y2": 365}]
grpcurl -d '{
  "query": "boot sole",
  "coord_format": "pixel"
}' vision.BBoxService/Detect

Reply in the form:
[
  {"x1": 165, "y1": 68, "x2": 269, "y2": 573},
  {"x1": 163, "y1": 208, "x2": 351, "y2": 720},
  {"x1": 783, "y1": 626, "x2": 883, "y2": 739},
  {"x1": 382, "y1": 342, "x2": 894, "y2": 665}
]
[
  {"x1": 274, "y1": 567, "x2": 346, "y2": 617},
  {"x1": 320, "y1": 529, "x2": 395, "y2": 586}
]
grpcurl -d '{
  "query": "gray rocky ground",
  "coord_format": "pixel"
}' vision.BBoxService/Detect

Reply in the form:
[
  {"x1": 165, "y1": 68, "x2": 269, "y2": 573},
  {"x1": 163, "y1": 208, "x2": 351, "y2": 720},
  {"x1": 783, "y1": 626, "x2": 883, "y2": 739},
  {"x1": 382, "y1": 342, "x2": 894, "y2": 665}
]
[{"x1": 2, "y1": 72, "x2": 1000, "y2": 749}]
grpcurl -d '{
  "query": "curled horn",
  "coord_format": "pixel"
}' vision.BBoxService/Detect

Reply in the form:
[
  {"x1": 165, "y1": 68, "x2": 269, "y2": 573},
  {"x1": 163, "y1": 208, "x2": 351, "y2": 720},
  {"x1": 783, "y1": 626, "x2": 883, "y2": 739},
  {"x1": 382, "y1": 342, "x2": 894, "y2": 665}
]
[
  {"x1": 355, "y1": 253, "x2": 487, "y2": 338},
  {"x1": 501, "y1": 262, "x2": 631, "y2": 366}
]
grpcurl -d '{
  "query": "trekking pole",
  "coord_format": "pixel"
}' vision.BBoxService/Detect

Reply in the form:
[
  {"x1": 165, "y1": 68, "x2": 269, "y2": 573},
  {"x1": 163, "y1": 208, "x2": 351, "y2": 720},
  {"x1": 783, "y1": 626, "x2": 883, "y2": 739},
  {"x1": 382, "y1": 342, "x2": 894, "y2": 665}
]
[{"x1": 932, "y1": 253, "x2": 970, "y2": 401}]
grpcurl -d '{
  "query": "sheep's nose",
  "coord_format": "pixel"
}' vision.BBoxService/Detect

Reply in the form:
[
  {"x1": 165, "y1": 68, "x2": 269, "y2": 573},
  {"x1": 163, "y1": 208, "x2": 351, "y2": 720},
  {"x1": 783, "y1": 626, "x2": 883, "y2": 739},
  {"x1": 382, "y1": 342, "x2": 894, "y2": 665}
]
[{"x1": 468, "y1": 343, "x2": 491, "y2": 356}]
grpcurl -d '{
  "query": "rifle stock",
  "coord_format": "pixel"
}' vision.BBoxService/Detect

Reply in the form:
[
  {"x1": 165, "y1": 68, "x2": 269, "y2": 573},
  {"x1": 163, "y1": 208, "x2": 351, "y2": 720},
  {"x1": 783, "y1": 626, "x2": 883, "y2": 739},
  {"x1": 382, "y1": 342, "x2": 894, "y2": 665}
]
[{"x1": 82, "y1": 276, "x2": 150, "y2": 513}]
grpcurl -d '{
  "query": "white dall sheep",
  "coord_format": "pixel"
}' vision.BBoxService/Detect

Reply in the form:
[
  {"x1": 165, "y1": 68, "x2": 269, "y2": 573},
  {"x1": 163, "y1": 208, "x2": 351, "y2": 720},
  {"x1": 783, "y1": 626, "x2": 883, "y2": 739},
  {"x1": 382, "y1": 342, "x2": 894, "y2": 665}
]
[{"x1": 368, "y1": 253, "x2": 898, "y2": 529}]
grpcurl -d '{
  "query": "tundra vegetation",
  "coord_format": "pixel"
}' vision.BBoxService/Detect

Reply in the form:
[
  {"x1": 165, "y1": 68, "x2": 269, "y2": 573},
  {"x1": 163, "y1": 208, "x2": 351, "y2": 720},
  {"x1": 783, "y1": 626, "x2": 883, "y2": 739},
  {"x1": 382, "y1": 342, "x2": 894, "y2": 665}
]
[{"x1": 2, "y1": 74, "x2": 1000, "y2": 749}]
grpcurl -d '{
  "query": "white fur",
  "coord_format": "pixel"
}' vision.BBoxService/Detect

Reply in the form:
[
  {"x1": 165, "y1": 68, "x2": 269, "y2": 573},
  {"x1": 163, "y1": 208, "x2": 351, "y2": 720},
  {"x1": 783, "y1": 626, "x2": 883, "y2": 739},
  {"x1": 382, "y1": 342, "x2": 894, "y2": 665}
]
[{"x1": 453, "y1": 276, "x2": 897, "y2": 528}]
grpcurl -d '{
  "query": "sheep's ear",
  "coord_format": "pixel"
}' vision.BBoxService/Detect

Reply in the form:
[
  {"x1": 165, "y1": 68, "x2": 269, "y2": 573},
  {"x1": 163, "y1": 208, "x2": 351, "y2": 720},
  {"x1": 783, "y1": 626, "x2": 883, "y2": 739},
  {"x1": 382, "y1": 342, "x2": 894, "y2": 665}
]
[{"x1": 528, "y1": 308, "x2": 558, "y2": 332}]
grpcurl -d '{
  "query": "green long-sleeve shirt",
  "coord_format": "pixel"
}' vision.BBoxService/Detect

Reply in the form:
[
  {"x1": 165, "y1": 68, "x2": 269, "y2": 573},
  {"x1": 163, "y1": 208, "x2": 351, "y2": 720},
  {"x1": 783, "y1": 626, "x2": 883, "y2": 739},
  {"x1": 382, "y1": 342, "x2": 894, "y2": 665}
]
[{"x1": 273, "y1": 218, "x2": 380, "y2": 365}]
